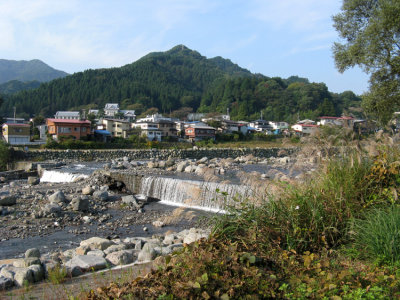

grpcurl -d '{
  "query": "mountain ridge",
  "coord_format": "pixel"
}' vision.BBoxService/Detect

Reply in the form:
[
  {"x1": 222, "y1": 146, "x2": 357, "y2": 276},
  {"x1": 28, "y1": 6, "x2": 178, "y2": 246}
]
[
  {"x1": 0, "y1": 45, "x2": 361, "y2": 121},
  {"x1": 0, "y1": 59, "x2": 68, "y2": 84}
]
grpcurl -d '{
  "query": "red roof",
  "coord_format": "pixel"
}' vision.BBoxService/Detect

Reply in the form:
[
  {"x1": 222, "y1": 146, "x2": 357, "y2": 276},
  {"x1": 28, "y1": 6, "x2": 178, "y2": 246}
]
[{"x1": 47, "y1": 118, "x2": 91, "y2": 125}]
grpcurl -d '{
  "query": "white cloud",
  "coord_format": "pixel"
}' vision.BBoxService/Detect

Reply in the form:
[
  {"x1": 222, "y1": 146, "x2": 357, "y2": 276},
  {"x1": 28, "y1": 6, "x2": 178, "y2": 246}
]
[{"x1": 248, "y1": 0, "x2": 339, "y2": 32}]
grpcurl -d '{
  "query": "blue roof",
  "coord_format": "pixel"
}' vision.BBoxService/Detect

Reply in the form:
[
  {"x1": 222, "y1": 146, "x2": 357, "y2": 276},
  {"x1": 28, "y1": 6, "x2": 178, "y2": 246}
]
[{"x1": 94, "y1": 130, "x2": 111, "y2": 135}]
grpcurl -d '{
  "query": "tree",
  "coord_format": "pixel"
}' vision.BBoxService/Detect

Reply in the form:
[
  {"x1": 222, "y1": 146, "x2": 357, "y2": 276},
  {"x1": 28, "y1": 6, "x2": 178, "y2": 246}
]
[{"x1": 333, "y1": 0, "x2": 400, "y2": 124}]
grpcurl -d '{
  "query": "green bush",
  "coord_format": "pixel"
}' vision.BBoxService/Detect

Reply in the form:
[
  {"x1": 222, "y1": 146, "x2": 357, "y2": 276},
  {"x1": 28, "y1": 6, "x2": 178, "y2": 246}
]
[
  {"x1": 353, "y1": 206, "x2": 400, "y2": 264},
  {"x1": 0, "y1": 141, "x2": 10, "y2": 170}
]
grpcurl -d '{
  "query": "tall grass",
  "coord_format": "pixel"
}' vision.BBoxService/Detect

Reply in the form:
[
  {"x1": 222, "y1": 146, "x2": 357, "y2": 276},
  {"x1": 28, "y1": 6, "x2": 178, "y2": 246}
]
[
  {"x1": 353, "y1": 206, "x2": 400, "y2": 264},
  {"x1": 213, "y1": 147, "x2": 400, "y2": 253}
]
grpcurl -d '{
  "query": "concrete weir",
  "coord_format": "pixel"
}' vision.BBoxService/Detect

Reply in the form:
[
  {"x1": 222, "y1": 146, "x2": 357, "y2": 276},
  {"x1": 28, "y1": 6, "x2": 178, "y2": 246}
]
[{"x1": 108, "y1": 171, "x2": 252, "y2": 211}]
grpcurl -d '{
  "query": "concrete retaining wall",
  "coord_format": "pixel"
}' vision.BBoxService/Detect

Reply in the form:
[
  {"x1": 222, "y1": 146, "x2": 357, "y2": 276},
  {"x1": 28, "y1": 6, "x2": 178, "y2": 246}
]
[{"x1": 15, "y1": 147, "x2": 298, "y2": 162}]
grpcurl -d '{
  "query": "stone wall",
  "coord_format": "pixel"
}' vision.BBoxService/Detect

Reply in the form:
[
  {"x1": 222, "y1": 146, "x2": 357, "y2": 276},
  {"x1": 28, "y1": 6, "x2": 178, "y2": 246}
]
[{"x1": 16, "y1": 147, "x2": 298, "y2": 162}]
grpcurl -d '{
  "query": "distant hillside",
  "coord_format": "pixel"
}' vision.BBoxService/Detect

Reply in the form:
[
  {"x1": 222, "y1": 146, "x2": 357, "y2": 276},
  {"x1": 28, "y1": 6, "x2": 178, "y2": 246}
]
[
  {"x1": 1, "y1": 45, "x2": 361, "y2": 121},
  {"x1": 0, "y1": 80, "x2": 41, "y2": 94},
  {"x1": 0, "y1": 59, "x2": 68, "y2": 84}
]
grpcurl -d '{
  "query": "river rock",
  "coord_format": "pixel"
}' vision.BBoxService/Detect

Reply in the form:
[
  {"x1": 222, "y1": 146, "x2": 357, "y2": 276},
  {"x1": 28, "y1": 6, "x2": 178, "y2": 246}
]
[
  {"x1": 75, "y1": 245, "x2": 90, "y2": 255},
  {"x1": 0, "y1": 191, "x2": 16, "y2": 206},
  {"x1": 184, "y1": 165, "x2": 194, "y2": 173},
  {"x1": 104, "y1": 244, "x2": 128, "y2": 255},
  {"x1": 82, "y1": 186, "x2": 94, "y2": 195},
  {"x1": 137, "y1": 247, "x2": 156, "y2": 262},
  {"x1": 48, "y1": 190, "x2": 66, "y2": 203},
  {"x1": 163, "y1": 234, "x2": 176, "y2": 245},
  {"x1": 86, "y1": 250, "x2": 105, "y2": 257},
  {"x1": 65, "y1": 255, "x2": 108, "y2": 272},
  {"x1": 198, "y1": 157, "x2": 209, "y2": 164},
  {"x1": 42, "y1": 203, "x2": 62, "y2": 215},
  {"x1": 93, "y1": 190, "x2": 109, "y2": 201},
  {"x1": 176, "y1": 161, "x2": 188, "y2": 172},
  {"x1": 147, "y1": 161, "x2": 157, "y2": 168},
  {"x1": 14, "y1": 267, "x2": 34, "y2": 287},
  {"x1": 106, "y1": 250, "x2": 134, "y2": 266},
  {"x1": 71, "y1": 196, "x2": 89, "y2": 211},
  {"x1": 27, "y1": 176, "x2": 40, "y2": 185},
  {"x1": 24, "y1": 257, "x2": 41, "y2": 267},
  {"x1": 165, "y1": 158, "x2": 175, "y2": 167},
  {"x1": 25, "y1": 248, "x2": 40, "y2": 258},
  {"x1": 0, "y1": 276, "x2": 13, "y2": 290},
  {"x1": 28, "y1": 264, "x2": 44, "y2": 282},
  {"x1": 80, "y1": 237, "x2": 115, "y2": 251},
  {"x1": 152, "y1": 220, "x2": 164, "y2": 228},
  {"x1": 121, "y1": 195, "x2": 140, "y2": 208}
]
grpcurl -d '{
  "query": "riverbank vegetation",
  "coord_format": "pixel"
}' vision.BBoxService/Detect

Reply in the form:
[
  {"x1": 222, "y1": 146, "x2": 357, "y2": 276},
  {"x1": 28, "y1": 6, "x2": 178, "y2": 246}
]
[{"x1": 84, "y1": 132, "x2": 400, "y2": 299}]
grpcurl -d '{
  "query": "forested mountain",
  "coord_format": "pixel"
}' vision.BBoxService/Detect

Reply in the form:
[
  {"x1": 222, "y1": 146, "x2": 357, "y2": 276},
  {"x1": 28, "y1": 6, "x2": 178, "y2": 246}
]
[
  {"x1": 0, "y1": 59, "x2": 68, "y2": 84},
  {"x1": 0, "y1": 80, "x2": 41, "y2": 94},
  {"x1": 1, "y1": 45, "x2": 362, "y2": 121}
]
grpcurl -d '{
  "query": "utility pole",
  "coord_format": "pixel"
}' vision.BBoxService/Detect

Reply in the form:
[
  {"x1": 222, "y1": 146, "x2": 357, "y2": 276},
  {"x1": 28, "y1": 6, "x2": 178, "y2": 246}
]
[{"x1": 13, "y1": 106, "x2": 16, "y2": 123}]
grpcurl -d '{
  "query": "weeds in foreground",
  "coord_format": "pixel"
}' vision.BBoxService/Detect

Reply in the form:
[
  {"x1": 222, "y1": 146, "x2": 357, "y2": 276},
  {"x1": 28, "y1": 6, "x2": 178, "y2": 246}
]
[{"x1": 47, "y1": 264, "x2": 68, "y2": 285}]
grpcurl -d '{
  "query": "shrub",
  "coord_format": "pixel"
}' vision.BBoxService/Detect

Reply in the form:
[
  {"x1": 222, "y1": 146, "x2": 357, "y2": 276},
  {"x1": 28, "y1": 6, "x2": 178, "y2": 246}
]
[
  {"x1": 47, "y1": 264, "x2": 68, "y2": 284},
  {"x1": 0, "y1": 141, "x2": 10, "y2": 170}
]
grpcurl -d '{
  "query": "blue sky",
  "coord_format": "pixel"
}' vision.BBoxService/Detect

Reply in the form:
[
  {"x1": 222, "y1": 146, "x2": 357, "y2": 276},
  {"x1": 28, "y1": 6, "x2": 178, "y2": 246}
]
[{"x1": 0, "y1": 0, "x2": 369, "y2": 94}]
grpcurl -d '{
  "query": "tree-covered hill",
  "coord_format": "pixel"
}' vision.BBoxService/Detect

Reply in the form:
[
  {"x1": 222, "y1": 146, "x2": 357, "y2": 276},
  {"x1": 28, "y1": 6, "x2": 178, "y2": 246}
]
[
  {"x1": 0, "y1": 59, "x2": 68, "y2": 84},
  {"x1": 1, "y1": 45, "x2": 362, "y2": 121},
  {"x1": 0, "y1": 80, "x2": 41, "y2": 95}
]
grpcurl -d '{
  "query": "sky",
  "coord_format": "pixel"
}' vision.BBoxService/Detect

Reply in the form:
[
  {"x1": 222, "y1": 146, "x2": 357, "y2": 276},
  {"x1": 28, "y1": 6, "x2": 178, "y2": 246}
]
[{"x1": 0, "y1": 0, "x2": 370, "y2": 95}]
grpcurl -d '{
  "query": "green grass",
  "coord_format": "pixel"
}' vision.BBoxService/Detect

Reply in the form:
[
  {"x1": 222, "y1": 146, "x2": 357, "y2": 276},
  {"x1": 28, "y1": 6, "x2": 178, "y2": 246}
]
[{"x1": 353, "y1": 206, "x2": 400, "y2": 264}]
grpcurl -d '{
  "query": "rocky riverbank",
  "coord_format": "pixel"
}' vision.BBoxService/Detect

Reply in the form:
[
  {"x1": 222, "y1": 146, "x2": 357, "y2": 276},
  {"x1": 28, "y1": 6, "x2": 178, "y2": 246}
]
[{"x1": 0, "y1": 149, "x2": 318, "y2": 292}]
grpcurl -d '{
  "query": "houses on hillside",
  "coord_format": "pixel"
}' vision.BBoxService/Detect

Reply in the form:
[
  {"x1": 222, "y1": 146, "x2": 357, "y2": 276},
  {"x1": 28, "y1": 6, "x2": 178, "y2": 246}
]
[{"x1": 1, "y1": 99, "x2": 371, "y2": 145}]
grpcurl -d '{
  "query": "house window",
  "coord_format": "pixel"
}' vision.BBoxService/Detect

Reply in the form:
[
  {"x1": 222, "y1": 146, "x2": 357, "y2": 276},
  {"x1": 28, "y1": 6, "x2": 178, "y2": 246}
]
[
  {"x1": 74, "y1": 127, "x2": 79, "y2": 132},
  {"x1": 81, "y1": 127, "x2": 87, "y2": 132},
  {"x1": 58, "y1": 127, "x2": 72, "y2": 133}
]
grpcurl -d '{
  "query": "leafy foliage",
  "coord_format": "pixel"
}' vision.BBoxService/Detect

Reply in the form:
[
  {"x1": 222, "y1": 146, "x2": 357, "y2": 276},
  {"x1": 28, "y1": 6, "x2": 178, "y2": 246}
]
[{"x1": 333, "y1": 0, "x2": 400, "y2": 124}]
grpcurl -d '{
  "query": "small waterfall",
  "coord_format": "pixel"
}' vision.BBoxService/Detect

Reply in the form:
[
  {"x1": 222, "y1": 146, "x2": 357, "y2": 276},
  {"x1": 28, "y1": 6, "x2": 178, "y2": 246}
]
[
  {"x1": 138, "y1": 176, "x2": 253, "y2": 212},
  {"x1": 40, "y1": 170, "x2": 88, "y2": 183}
]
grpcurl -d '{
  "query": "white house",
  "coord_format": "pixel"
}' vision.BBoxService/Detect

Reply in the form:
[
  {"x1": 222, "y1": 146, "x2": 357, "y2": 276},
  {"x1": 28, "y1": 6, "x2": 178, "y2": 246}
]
[
  {"x1": 318, "y1": 116, "x2": 355, "y2": 128},
  {"x1": 248, "y1": 119, "x2": 273, "y2": 132},
  {"x1": 269, "y1": 121, "x2": 289, "y2": 130},
  {"x1": 291, "y1": 123, "x2": 319, "y2": 134},
  {"x1": 54, "y1": 111, "x2": 80, "y2": 120},
  {"x1": 120, "y1": 110, "x2": 136, "y2": 122},
  {"x1": 104, "y1": 103, "x2": 120, "y2": 117},
  {"x1": 132, "y1": 122, "x2": 162, "y2": 141}
]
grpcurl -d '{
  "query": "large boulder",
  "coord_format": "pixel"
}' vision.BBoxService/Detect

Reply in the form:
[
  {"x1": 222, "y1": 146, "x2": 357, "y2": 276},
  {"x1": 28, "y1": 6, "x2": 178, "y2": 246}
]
[
  {"x1": 137, "y1": 242, "x2": 158, "y2": 262},
  {"x1": 104, "y1": 244, "x2": 128, "y2": 255},
  {"x1": 27, "y1": 176, "x2": 40, "y2": 185},
  {"x1": 42, "y1": 203, "x2": 62, "y2": 215},
  {"x1": 121, "y1": 195, "x2": 140, "y2": 208},
  {"x1": 25, "y1": 248, "x2": 40, "y2": 259},
  {"x1": 93, "y1": 190, "x2": 109, "y2": 201},
  {"x1": 176, "y1": 161, "x2": 188, "y2": 172},
  {"x1": 0, "y1": 191, "x2": 16, "y2": 206},
  {"x1": 28, "y1": 264, "x2": 44, "y2": 282},
  {"x1": 65, "y1": 255, "x2": 108, "y2": 272},
  {"x1": 82, "y1": 186, "x2": 94, "y2": 195},
  {"x1": 106, "y1": 250, "x2": 135, "y2": 266},
  {"x1": 71, "y1": 196, "x2": 89, "y2": 212},
  {"x1": 14, "y1": 268, "x2": 34, "y2": 287},
  {"x1": 80, "y1": 237, "x2": 115, "y2": 251},
  {"x1": 0, "y1": 276, "x2": 14, "y2": 290},
  {"x1": 48, "y1": 190, "x2": 66, "y2": 203}
]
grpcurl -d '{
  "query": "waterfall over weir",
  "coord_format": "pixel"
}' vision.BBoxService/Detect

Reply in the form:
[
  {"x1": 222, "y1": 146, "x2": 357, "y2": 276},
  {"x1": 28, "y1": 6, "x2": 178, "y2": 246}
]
[{"x1": 113, "y1": 173, "x2": 254, "y2": 212}]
